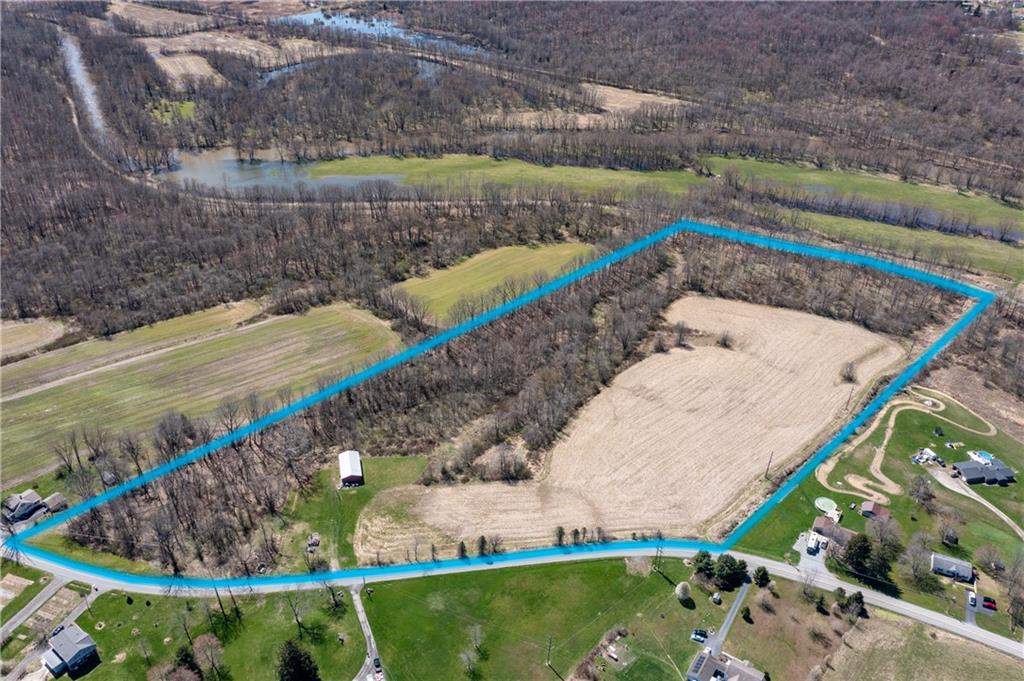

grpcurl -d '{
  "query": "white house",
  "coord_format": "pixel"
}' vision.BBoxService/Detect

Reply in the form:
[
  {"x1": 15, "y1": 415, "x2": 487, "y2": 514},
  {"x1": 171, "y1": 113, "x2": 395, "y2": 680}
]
[{"x1": 338, "y1": 450, "x2": 364, "y2": 487}]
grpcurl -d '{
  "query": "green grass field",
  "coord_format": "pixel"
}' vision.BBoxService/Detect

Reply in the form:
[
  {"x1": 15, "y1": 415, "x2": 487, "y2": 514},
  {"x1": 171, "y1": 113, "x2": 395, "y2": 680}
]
[
  {"x1": 74, "y1": 588, "x2": 363, "y2": 681},
  {"x1": 798, "y1": 212, "x2": 1024, "y2": 282},
  {"x1": 309, "y1": 154, "x2": 706, "y2": 195},
  {"x1": 737, "y1": 388, "x2": 1022, "y2": 636},
  {"x1": 396, "y1": 243, "x2": 593, "y2": 323},
  {"x1": 365, "y1": 558, "x2": 735, "y2": 681},
  {"x1": 0, "y1": 559, "x2": 48, "y2": 627},
  {"x1": 278, "y1": 456, "x2": 427, "y2": 571},
  {"x1": 1, "y1": 303, "x2": 401, "y2": 482},
  {"x1": 708, "y1": 157, "x2": 1024, "y2": 230},
  {"x1": 151, "y1": 98, "x2": 195, "y2": 123},
  {"x1": 26, "y1": 533, "x2": 159, "y2": 575}
]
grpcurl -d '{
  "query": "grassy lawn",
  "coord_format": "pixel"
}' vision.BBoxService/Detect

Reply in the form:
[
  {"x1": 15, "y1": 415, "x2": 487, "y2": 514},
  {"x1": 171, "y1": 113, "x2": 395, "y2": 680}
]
[
  {"x1": 708, "y1": 157, "x2": 1024, "y2": 230},
  {"x1": 277, "y1": 456, "x2": 428, "y2": 571},
  {"x1": 75, "y1": 588, "x2": 363, "y2": 681},
  {"x1": 798, "y1": 211, "x2": 1024, "y2": 282},
  {"x1": 396, "y1": 243, "x2": 594, "y2": 323},
  {"x1": 151, "y1": 98, "x2": 195, "y2": 123},
  {"x1": 738, "y1": 388, "x2": 1022, "y2": 635},
  {"x1": 1, "y1": 302, "x2": 401, "y2": 481},
  {"x1": 364, "y1": 558, "x2": 735, "y2": 681},
  {"x1": 25, "y1": 533, "x2": 160, "y2": 575},
  {"x1": 0, "y1": 624, "x2": 36, "y2": 665},
  {"x1": 0, "y1": 559, "x2": 49, "y2": 627},
  {"x1": 309, "y1": 154, "x2": 706, "y2": 195}
]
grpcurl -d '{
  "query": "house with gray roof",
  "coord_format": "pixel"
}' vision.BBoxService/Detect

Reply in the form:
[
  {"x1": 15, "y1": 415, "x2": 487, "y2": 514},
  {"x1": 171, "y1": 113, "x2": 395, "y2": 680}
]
[
  {"x1": 687, "y1": 648, "x2": 765, "y2": 681},
  {"x1": 41, "y1": 623, "x2": 98, "y2": 677},
  {"x1": 2, "y1": 489, "x2": 44, "y2": 522},
  {"x1": 931, "y1": 552, "x2": 973, "y2": 582},
  {"x1": 953, "y1": 458, "x2": 1015, "y2": 486}
]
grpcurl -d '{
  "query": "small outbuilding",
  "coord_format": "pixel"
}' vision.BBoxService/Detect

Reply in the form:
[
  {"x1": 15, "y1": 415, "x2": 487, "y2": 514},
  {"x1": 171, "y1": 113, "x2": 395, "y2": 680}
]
[
  {"x1": 42, "y1": 623, "x2": 98, "y2": 677},
  {"x1": 337, "y1": 450, "x2": 364, "y2": 488},
  {"x1": 860, "y1": 501, "x2": 891, "y2": 520},
  {"x1": 2, "y1": 489, "x2": 44, "y2": 522},
  {"x1": 931, "y1": 552, "x2": 974, "y2": 582},
  {"x1": 44, "y1": 492, "x2": 69, "y2": 514}
]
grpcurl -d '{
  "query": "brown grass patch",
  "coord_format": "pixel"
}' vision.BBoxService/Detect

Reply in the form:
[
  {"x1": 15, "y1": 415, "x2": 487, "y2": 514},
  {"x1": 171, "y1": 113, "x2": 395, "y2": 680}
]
[
  {"x1": 1, "y1": 319, "x2": 66, "y2": 358},
  {"x1": 582, "y1": 83, "x2": 686, "y2": 113},
  {"x1": 108, "y1": 1, "x2": 215, "y2": 34},
  {"x1": 151, "y1": 54, "x2": 227, "y2": 88},
  {"x1": 140, "y1": 31, "x2": 351, "y2": 68},
  {"x1": 356, "y1": 297, "x2": 903, "y2": 562}
]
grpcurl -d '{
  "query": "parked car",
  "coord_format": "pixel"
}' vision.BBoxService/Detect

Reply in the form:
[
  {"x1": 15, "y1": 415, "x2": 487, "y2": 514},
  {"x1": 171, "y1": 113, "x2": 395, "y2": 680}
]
[
  {"x1": 982, "y1": 596, "x2": 997, "y2": 611},
  {"x1": 967, "y1": 591, "x2": 977, "y2": 607},
  {"x1": 690, "y1": 629, "x2": 708, "y2": 643},
  {"x1": 373, "y1": 657, "x2": 382, "y2": 672},
  {"x1": 50, "y1": 624, "x2": 64, "y2": 638}
]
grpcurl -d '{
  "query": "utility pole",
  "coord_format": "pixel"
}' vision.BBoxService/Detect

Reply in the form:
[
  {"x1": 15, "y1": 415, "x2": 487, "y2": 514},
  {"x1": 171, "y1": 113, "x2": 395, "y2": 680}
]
[
  {"x1": 546, "y1": 635, "x2": 553, "y2": 667},
  {"x1": 654, "y1": 543, "x2": 664, "y2": 574},
  {"x1": 764, "y1": 450, "x2": 774, "y2": 479}
]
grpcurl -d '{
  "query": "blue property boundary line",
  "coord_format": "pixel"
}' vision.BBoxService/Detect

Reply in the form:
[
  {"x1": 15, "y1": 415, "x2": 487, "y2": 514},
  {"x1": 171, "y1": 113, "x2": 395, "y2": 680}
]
[{"x1": 4, "y1": 220, "x2": 996, "y2": 590}]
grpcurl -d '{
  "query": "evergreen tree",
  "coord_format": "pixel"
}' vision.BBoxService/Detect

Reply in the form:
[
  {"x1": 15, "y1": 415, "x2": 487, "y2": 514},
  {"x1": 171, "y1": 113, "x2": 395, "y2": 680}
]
[{"x1": 277, "y1": 640, "x2": 321, "y2": 681}]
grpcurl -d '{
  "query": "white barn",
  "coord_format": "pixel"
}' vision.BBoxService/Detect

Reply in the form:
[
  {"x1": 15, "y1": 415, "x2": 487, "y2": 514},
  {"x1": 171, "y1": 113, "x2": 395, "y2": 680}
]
[{"x1": 338, "y1": 450, "x2": 364, "y2": 487}]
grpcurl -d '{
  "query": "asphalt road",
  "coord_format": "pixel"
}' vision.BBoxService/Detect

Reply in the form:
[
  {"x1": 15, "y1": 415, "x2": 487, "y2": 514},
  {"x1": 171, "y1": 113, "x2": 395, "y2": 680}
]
[{"x1": 11, "y1": 544, "x2": 1023, "y2": 660}]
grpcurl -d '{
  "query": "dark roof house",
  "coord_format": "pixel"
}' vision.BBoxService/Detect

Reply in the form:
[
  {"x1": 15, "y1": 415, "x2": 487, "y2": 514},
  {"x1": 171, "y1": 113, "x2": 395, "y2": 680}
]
[
  {"x1": 687, "y1": 648, "x2": 765, "y2": 681},
  {"x1": 2, "y1": 489, "x2": 44, "y2": 522},
  {"x1": 931, "y1": 552, "x2": 973, "y2": 582},
  {"x1": 41, "y1": 623, "x2": 98, "y2": 677},
  {"x1": 953, "y1": 459, "x2": 1015, "y2": 486}
]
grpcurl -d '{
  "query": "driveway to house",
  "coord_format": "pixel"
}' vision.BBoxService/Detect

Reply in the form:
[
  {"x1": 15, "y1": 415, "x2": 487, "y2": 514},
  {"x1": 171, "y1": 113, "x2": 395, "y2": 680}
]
[
  {"x1": 350, "y1": 586, "x2": 383, "y2": 681},
  {"x1": 927, "y1": 467, "x2": 1024, "y2": 540},
  {"x1": 707, "y1": 580, "x2": 751, "y2": 656}
]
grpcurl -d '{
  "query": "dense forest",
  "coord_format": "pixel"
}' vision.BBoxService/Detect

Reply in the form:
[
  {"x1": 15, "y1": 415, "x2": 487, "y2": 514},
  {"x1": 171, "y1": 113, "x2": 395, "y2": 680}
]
[{"x1": 393, "y1": 1, "x2": 1024, "y2": 174}]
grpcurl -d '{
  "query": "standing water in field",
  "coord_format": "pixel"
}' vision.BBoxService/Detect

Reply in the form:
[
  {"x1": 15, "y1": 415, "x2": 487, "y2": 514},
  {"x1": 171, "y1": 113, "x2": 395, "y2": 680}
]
[
  {"x1": 281, "y1": 11, "x2": 482, "y2": 55},
  {"x1": 61, "y1": 35, "x2": 112, "y2": 148}
]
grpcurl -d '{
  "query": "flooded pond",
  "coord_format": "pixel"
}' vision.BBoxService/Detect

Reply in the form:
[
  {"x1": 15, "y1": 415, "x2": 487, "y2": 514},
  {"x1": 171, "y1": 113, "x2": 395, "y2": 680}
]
[
  {"x1": 281, "y1": 10, "x2": 482, "y2": 55},
  {"x1": 159, "y1": 148, "x2": 403, "y2": 191}
]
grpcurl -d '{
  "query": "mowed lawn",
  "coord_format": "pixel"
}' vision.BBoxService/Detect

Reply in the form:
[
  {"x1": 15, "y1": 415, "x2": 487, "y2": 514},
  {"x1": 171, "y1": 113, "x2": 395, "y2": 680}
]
[
  {"x1": 798, "y1": 211, "x2": 1024, "y2": 282},
  {"x1": 309, "y1": 154, "x2": 706, "y2": 195},
  {"x1": 365, "y1": 558, "x2": 735, "y2": 681},
  {"x1": 277, "y1": 456, "x2": 428, "y2": 571},
  {"x1": 708, "y1": 157, "x2": 1024, "y2": 230},
  {"x1": 75, "y1": 589, "x2": 364, "y2": 681},
  {"x1": 1, "y1": 303, "x2": 401, "y2": 481},
  {"x1": 396, "y1": 243, "x2": 593, "y2": 323},
  {"x1": 0, "y1": 318, "x2": 66, "y2": 358}
]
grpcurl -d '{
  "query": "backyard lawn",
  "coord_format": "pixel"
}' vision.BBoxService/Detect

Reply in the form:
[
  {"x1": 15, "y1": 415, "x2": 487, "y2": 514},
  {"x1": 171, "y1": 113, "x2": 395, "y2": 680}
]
[{"x1": 75, "y1": 588, "x2": 363, "y2": 681}]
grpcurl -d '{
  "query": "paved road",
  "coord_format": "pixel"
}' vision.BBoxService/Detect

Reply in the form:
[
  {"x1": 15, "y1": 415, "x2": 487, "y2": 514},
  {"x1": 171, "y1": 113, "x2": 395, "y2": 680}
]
[
  {"x1": 13, "y1": 545, "x2": 1023, "y2": 660},
  {"x1": 0, "y1": 575, "x2": 66, "y2": 641},
  {"x1": 708, "y1": 581, "x2": 750, "y2": 656}
]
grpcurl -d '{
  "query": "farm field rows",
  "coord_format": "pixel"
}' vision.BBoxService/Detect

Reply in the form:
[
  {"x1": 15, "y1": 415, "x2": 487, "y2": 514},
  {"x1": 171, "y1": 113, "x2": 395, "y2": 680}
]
[
  {"x1": 1, "y1": 302, "x2": 401, "y2": 482},
  {"x1": 0, "y1": 559, "x2": 48, "y2": 627},
  {"x1": 357, "y1": 297, "x2": 904, "y2": 562},
  {"x1": 364, "y1": 557, "x2": 733, "y2": 681},
  {"x1": 396, "y1": 243, "x2": 594, "y2": 323},
  {"x1": 708, "y1": 157, "x2": 1024, "y2": 230}
]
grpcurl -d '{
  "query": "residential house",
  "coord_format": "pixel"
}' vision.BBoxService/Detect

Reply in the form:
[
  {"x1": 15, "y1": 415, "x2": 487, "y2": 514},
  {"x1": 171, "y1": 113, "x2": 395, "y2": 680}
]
[
  {"x1": 812, "y1": 516, "x2": 856, "y2": 549},
  {"x1": 2, "y1": 489, "x2": 44, "y2": 522},
  {"x1": 687, "y1": 648, "x2": 765, "y2": 681},
  {"x1": 931, "y1": 552, "x2": 974, "y2": 582},
  {"x1": 41, "y1": 623, "x2": 98, "y2": 677},
  {"x1": 953, "y1": 458, "x2": 1015, "y2": 486}
]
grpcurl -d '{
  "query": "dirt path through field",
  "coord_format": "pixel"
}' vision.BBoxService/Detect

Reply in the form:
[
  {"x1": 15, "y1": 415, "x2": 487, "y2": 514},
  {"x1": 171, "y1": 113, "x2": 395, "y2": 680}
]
[
  {"x1": 356, "y1": 297, "x2": 904, "y2": 562},
  {"x1": 815, "y1": 386, "x2": 997, "y2": 504}
]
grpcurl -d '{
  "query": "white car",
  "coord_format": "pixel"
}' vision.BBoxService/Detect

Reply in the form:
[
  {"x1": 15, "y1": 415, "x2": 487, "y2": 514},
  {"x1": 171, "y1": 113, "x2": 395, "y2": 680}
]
[{"x1": 968, "y1": 591, "x2": 977, "y2": 607}]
